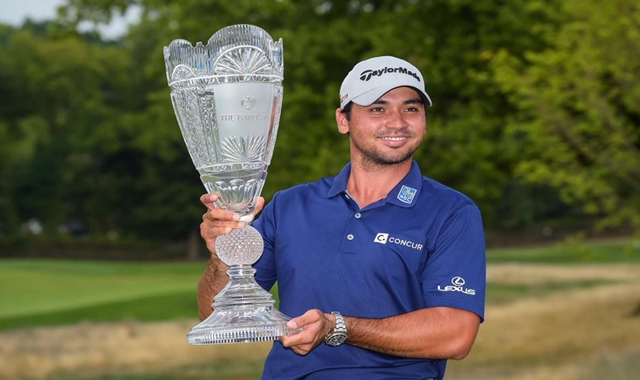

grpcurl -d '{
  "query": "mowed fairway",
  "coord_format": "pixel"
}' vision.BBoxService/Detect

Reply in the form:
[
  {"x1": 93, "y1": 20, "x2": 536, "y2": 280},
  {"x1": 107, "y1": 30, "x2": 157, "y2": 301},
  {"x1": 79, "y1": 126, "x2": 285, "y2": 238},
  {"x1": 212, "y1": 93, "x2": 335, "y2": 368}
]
[
  {"x1": 0, "y1": 259, "x2": 204, "y2": 330},
  {"x1": 1, "y1": 240, "x2": 639, "y2": 380}
]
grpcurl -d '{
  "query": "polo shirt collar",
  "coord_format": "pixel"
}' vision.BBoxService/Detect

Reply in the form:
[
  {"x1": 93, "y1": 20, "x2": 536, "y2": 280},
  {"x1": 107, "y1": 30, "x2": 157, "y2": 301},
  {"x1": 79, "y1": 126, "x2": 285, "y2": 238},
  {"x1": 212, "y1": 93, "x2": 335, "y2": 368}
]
[
  {"x1": 327, "y1": 162, "x2": 352, "y2": 198},
  {"x1": 327, "y1": 161, "x2": 423, "y2": 208}
]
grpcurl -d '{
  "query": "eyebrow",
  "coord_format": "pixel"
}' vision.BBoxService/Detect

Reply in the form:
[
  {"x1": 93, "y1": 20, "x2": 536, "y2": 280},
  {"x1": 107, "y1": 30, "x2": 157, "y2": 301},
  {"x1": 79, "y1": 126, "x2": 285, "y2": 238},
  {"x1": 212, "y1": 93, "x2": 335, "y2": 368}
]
[{"x1": 371, "y1": 98, "x2": 424, "y2": 105}]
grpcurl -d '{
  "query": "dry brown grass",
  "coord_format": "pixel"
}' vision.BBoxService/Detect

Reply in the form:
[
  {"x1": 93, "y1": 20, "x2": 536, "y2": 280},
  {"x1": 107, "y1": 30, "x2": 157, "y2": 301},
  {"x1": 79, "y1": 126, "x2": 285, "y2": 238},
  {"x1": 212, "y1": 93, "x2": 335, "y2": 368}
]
[
  {"x1": 1, "y1": 263, "x2": 639, "y2": 380},
  {"x1": 0, "y1": 319, "x2": 271, "y2": 380},
  {"x1": 487, "y1": 262, "x2": 640, "y2": 284},
  {"x1": 447, "y1": 263, "x2": 640, "y2": 379},
  {"x1": 472, "y1": 282, "x2": 640, "y2": 362}
]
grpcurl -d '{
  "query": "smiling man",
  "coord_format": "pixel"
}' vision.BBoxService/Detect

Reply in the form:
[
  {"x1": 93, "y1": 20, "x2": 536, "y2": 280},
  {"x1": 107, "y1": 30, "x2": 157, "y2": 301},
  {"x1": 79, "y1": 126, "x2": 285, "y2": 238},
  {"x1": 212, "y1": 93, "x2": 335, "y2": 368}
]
[{"x1": 198, "y1": 56, "x2": 487, "y2": 380}]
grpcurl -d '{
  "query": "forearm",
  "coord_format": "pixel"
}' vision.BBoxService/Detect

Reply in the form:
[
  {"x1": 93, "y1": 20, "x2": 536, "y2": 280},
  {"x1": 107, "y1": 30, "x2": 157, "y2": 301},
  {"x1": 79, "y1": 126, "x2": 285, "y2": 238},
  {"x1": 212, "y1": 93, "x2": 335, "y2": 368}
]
[
  {"x1": 345, "y1": 307, "x2": 480, "y2": 360},
  {"x1": 197, "y1": 258, "x2": 230, "y2": 320},
  {"x1": 197, "y1": 193, "x2": 263, "y2": 320}
]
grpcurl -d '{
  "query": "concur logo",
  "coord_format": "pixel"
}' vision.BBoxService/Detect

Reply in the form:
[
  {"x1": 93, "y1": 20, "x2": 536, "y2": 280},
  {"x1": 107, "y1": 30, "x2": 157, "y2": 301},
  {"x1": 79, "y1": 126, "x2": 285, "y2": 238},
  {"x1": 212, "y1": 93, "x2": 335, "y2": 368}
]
[
  {"x1": 438, "y1": 277, "x2": 476, "y2": 295},
  {"x1": 374, "y1": 232, "x2": 423, "y2": 251},
  {"x1": 374, "y1": 233, "x2": 389, "y2": 244}
]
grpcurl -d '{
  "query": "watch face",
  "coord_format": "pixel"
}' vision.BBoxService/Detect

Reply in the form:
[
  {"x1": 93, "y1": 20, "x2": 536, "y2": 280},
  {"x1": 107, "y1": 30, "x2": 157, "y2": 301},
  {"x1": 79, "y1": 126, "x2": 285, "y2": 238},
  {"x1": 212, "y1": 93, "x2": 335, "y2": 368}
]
[{"x1": 325, "y1": 333, "x2": 347, "y2": 347}]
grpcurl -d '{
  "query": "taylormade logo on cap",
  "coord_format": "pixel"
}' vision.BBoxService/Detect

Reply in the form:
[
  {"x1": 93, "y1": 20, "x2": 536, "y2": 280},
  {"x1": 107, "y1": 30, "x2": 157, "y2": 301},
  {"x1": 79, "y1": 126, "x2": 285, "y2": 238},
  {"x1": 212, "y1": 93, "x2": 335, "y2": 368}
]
[
  {"x1": 339, "y1": 56, "x2": 432, "y2": 109},
  {"x1": 359, "y1": 66, "x2": 421, "y2": 83}
]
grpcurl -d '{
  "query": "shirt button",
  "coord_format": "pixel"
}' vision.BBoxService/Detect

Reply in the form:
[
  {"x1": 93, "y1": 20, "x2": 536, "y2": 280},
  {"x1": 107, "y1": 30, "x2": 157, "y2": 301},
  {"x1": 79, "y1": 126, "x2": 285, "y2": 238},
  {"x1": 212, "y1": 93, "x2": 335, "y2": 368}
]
[
  {"x1": 354, "y1": 213, "x2": 361, "y2": 219},
  {"x1": 347, "y1": 234, "x2": 354, "y2": 241}
]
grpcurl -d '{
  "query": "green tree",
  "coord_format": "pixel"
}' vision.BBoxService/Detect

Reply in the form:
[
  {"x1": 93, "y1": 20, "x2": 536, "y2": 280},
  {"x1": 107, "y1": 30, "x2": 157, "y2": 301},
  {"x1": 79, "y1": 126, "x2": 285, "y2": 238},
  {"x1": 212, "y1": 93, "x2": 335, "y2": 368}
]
[
  {"x1": 56, "y1": 0, "x2": 568, "y2": 235},
  {"x1": 0, "y1": 25, "x2": 151, "y2": 239},
  {"x1": 11, "y1": 0, "x2": 633, "y2": 247},
  {"x1": 492, "y1": 0, "x2": 640, "y2": 232}
]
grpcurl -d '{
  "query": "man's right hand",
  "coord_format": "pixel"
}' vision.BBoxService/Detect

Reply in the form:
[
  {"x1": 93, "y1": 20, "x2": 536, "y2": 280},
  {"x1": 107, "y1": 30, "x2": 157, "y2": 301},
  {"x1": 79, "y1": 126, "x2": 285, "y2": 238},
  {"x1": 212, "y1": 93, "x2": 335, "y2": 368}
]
[{"x1": 199, "y1": 194, "x2": 265, "y2": 256}]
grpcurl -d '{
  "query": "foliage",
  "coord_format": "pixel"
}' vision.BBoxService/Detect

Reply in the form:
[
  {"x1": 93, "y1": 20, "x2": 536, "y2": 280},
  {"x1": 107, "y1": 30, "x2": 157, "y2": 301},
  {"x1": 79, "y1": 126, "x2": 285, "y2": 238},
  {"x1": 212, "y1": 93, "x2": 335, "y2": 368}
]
[
  {"x1": 0, "y1": 27, "x2": 135, "y2": 235},
  {"x1": 0, "y1": 0, "x2": 638, "y2": 246},
  {"x1": 0, "y1": 22, "x2": 201, "y2": 241},
  {"x1": 492, "y1": 0, "x2": 640, "y2": 231}
]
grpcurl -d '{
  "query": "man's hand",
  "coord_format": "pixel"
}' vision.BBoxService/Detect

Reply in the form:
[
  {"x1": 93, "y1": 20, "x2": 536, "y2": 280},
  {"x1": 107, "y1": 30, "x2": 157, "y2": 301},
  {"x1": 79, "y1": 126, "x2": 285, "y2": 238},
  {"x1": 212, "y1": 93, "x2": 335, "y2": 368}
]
[
  {"x1": 199, "y1": 193, "x2": 265, "y2": 255},
  {"x1": 280, "y1": 309, "x2": 336, "y2": 356},
  {"x1": 197, "y1": 194, "x2": 265, "y2": 320}
]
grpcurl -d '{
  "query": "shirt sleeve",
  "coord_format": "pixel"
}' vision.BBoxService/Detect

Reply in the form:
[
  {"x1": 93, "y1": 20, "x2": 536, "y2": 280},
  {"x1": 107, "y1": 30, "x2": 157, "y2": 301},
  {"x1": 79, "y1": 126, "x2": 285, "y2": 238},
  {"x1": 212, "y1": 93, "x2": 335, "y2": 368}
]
[
  {"x1": 251, "y1": 193, "x2": 279, "y2": 292},
  {"x1": 421, "y1": 204, "x2": 487, "y2": 321}
]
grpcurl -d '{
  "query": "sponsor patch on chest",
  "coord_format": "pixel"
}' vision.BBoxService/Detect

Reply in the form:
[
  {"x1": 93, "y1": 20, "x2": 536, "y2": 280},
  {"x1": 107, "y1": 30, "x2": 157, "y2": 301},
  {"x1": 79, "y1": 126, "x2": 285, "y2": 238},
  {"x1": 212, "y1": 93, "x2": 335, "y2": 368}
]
[
  {"x1": 374, "y1": 232, "x2": 423, "y2": 251},
  {"x1": 397, "y1": 185, "x2": 417, "y2": 204}
]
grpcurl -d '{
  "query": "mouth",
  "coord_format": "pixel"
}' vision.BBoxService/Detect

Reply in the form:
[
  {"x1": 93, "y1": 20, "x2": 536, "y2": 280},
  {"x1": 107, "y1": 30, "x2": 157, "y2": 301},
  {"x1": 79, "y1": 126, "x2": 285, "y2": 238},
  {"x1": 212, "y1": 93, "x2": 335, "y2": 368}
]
[
  {"x1": 379, "y1": 134, "x2": 412, "y2": 144},
  {"x1": 380, "y1": 136, "x2": 409, "y2": 141},
  {"x1": 378, "y1": 135, "x2": 412, "y2": 148}
]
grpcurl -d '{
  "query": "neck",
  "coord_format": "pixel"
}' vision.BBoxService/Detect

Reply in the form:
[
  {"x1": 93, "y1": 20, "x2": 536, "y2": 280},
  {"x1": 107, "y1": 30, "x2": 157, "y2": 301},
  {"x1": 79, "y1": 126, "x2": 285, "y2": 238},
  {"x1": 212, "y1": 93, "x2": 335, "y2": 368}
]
[{"x1": 347, "y1": 160, "x2": 413, "y2": 208}]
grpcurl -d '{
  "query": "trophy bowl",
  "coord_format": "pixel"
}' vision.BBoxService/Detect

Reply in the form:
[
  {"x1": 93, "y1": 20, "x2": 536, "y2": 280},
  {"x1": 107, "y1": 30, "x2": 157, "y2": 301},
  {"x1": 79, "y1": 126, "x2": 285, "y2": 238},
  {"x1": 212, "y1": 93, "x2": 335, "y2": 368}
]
[{"x1": 164, "y1": 24, "x2": 299, "y2": 345}]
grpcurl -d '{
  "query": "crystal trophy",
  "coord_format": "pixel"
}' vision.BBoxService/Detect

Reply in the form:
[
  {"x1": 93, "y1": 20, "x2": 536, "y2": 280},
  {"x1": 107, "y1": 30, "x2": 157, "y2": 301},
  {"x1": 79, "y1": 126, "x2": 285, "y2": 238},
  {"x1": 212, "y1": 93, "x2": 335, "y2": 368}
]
[{"x1": 164, "y1": 24, "x2": 298, "y2": 344}]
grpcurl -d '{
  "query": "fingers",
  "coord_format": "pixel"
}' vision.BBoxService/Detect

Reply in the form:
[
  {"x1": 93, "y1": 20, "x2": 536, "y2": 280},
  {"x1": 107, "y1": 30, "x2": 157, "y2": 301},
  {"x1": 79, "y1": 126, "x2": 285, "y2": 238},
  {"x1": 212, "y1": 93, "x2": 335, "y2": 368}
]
[
  {"x1": 200, "y1": 194, "x2": 265, "y2": 219},
  {"x1": 256, "y1": 196, "x2": 265, "y2": 212},
  {"x1": 200, "y1": 194, "x2": 242, "y2": 254},
  {"x1": 199, "y1": 193, "x2": 265, "y2": 254},
  {"x1": 200, "y1": 193, "x2": 219, "y2": 210},
  {"x1": 200, "y1": 210, "x2": 244, "y2": 247},
  {"x1": 279, "y1": 310, "x2": 333, "y2": 356}
]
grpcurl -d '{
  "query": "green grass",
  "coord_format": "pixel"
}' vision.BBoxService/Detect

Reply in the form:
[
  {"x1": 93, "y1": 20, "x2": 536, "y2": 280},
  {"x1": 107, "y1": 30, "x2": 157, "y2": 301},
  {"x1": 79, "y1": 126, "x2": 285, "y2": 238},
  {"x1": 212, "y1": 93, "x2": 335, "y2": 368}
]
[
  {"x1": 0, "y1": 259, "x2": 205, "y2": 331},
  {"x1": 1, "y1": 238, "x2": 638, "y2": 333},
  {"x1": 487, "y1": 238, "x2": 640, "y2": 264},
  {"x1": 486, "y1": 279, "x2": 617, "y2": 305},
  {"x1": 0, "y1": 291, "x2": 198, "y2": 331},
  {"x1": 0, "y1": 258, "x2": 283, "y2": 332},
  {"x1": 485, "y1": 238, "x2": 640, "y2": 306},
  {"x1": 2, "y1": 239, "x2": 640, "y2": 380}
]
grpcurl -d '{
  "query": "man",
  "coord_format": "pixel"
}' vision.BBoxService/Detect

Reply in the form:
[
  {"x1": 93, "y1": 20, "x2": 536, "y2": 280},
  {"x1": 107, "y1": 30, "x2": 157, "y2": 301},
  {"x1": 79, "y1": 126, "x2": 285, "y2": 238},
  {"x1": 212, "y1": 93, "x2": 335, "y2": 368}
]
[{"x1": 198, "y1": 56, "x2": 486, "y2": 380}]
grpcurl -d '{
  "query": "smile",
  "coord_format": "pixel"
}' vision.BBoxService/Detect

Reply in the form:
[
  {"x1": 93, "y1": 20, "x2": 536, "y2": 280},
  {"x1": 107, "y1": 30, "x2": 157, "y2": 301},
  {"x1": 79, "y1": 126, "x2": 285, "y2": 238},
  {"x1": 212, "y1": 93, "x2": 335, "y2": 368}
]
[{"x1": 380, "y1": 136, "x2": 409, "y2": 141}]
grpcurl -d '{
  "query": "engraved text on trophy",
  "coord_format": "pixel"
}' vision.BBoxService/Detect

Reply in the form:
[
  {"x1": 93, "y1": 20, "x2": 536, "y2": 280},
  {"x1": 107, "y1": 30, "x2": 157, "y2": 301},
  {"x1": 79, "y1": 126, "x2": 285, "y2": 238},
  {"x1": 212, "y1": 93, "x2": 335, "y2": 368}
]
[{"x1": 171, "y1": 81, "x2": 281, "y2": 218}]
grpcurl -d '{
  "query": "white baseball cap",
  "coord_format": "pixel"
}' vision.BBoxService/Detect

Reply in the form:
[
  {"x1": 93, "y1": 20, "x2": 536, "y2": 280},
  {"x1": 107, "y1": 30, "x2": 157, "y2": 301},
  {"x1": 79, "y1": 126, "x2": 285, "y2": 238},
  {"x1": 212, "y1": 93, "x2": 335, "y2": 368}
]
[{"x1": 339, "y1": 56, "x2": 432, "y2": 109}]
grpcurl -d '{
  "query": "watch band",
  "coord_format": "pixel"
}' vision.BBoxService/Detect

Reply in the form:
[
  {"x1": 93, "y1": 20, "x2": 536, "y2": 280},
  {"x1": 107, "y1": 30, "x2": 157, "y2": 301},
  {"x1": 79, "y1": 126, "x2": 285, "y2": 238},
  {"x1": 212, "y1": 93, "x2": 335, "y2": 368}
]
[
  {"x1": 324, "y1": 311, "x2": 348, "y2": 346},
  {"x1": 332, "y1": 311, "x2": 346, "y2": 332}
]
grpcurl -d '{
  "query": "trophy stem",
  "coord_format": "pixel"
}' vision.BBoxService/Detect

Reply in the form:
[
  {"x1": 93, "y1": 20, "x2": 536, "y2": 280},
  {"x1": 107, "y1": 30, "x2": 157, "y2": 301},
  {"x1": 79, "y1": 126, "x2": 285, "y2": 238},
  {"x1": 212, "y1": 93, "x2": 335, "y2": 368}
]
[{"x1": 187, "y1": 265, "x2": 300, "y2": 345}]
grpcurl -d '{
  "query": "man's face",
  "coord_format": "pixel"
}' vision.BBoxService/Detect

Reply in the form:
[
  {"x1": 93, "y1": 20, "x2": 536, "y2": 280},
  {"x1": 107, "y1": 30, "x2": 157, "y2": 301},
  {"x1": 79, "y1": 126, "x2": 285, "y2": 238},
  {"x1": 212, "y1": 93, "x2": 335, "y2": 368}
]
[{"x1": 337, "y1": 86, "x2": 427, "y2": 167}]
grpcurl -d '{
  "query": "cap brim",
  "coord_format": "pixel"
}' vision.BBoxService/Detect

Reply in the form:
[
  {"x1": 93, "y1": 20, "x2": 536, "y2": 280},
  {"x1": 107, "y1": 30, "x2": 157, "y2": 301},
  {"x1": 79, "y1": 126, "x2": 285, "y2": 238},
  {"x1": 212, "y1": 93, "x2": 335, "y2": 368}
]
[{"x1": 350, "y1": 86, "x2": 433, "y2": 107}]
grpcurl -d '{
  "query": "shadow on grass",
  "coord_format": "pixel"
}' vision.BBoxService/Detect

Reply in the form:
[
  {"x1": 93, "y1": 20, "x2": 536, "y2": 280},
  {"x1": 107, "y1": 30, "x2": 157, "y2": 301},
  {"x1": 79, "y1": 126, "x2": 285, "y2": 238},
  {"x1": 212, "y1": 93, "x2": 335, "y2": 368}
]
[
  {"x1": 486, "y1": 279, "x2": 619, "y2": 305},
  {"x1": 488, "y1": 239, "x2": 640, "y2": 264},
  {"x1": 0, "y1": 291, "x2": 198, "y2": 332}
]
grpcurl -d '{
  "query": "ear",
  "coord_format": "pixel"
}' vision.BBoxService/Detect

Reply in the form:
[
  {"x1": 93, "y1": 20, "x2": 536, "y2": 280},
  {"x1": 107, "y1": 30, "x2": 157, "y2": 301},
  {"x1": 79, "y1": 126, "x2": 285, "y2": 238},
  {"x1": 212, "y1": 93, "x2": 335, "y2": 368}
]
[{"x1": 335, "y1": 108, "x2": 350, "y2": 135}]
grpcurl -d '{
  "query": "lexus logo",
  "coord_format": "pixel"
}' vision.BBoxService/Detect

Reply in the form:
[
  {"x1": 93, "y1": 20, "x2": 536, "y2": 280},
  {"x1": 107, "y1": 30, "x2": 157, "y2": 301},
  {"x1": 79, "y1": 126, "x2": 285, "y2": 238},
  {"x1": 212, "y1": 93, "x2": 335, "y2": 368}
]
[{"x1": 438, "y1": 276, "x2": 475, "y2": 295}]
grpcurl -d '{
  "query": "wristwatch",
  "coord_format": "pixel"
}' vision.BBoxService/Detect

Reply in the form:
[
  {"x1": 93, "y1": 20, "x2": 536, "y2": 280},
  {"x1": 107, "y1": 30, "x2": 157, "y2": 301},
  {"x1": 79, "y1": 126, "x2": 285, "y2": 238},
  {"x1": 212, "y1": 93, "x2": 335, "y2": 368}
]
[{"x1": 324, "y1": 311, "x2": 348, "y2": 347}]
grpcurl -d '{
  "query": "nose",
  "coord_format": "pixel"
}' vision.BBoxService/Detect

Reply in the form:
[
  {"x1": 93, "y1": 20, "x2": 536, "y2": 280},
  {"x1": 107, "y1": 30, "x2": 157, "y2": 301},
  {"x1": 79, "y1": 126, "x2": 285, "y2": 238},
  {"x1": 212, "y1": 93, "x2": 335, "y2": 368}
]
[{"x1": 385, "y1": 109, "x2": 408, "y2": 129}]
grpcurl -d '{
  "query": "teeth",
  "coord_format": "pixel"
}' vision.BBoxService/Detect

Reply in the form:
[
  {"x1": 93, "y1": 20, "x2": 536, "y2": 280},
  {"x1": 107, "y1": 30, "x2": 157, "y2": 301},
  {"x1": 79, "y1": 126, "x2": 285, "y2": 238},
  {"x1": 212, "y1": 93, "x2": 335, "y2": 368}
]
[{"x1": 382, "y1": 137, "x2": 406, "y2": 141}]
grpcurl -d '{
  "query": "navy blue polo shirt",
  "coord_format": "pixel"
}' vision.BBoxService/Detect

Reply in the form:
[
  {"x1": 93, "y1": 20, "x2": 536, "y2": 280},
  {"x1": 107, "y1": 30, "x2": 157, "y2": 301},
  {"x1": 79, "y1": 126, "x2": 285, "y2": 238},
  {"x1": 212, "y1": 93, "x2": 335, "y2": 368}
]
[{"x1": 252, "y1": 161, "x2": 486, "y2": 380}]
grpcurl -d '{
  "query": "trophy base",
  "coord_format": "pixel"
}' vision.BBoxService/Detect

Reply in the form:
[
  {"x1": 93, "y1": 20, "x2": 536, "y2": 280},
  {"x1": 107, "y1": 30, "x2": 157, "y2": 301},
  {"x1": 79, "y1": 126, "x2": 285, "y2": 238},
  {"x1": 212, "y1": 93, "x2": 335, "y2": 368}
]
[
  {"x1": 187, "y1": 305, "x2": 296, "y2": 345},
  {"x1": 187, "y1": 265, "x2": 301, "y2": 345}
]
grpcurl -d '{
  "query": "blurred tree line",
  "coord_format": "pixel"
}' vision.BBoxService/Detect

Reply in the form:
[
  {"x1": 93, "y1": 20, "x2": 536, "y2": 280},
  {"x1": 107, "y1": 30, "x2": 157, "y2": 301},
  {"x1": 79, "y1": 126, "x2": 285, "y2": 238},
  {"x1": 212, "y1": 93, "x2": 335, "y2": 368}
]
[{"x1": 0, "y1": 0, "x2": 638, "y2": 251}]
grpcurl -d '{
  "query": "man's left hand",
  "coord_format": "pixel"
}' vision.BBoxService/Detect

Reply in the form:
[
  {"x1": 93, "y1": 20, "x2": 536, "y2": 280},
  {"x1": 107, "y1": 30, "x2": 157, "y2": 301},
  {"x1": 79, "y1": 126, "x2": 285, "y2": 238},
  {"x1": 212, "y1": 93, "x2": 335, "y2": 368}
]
[{"x1": 279, "y1": 309, "x2": 335, "y2": 355}]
